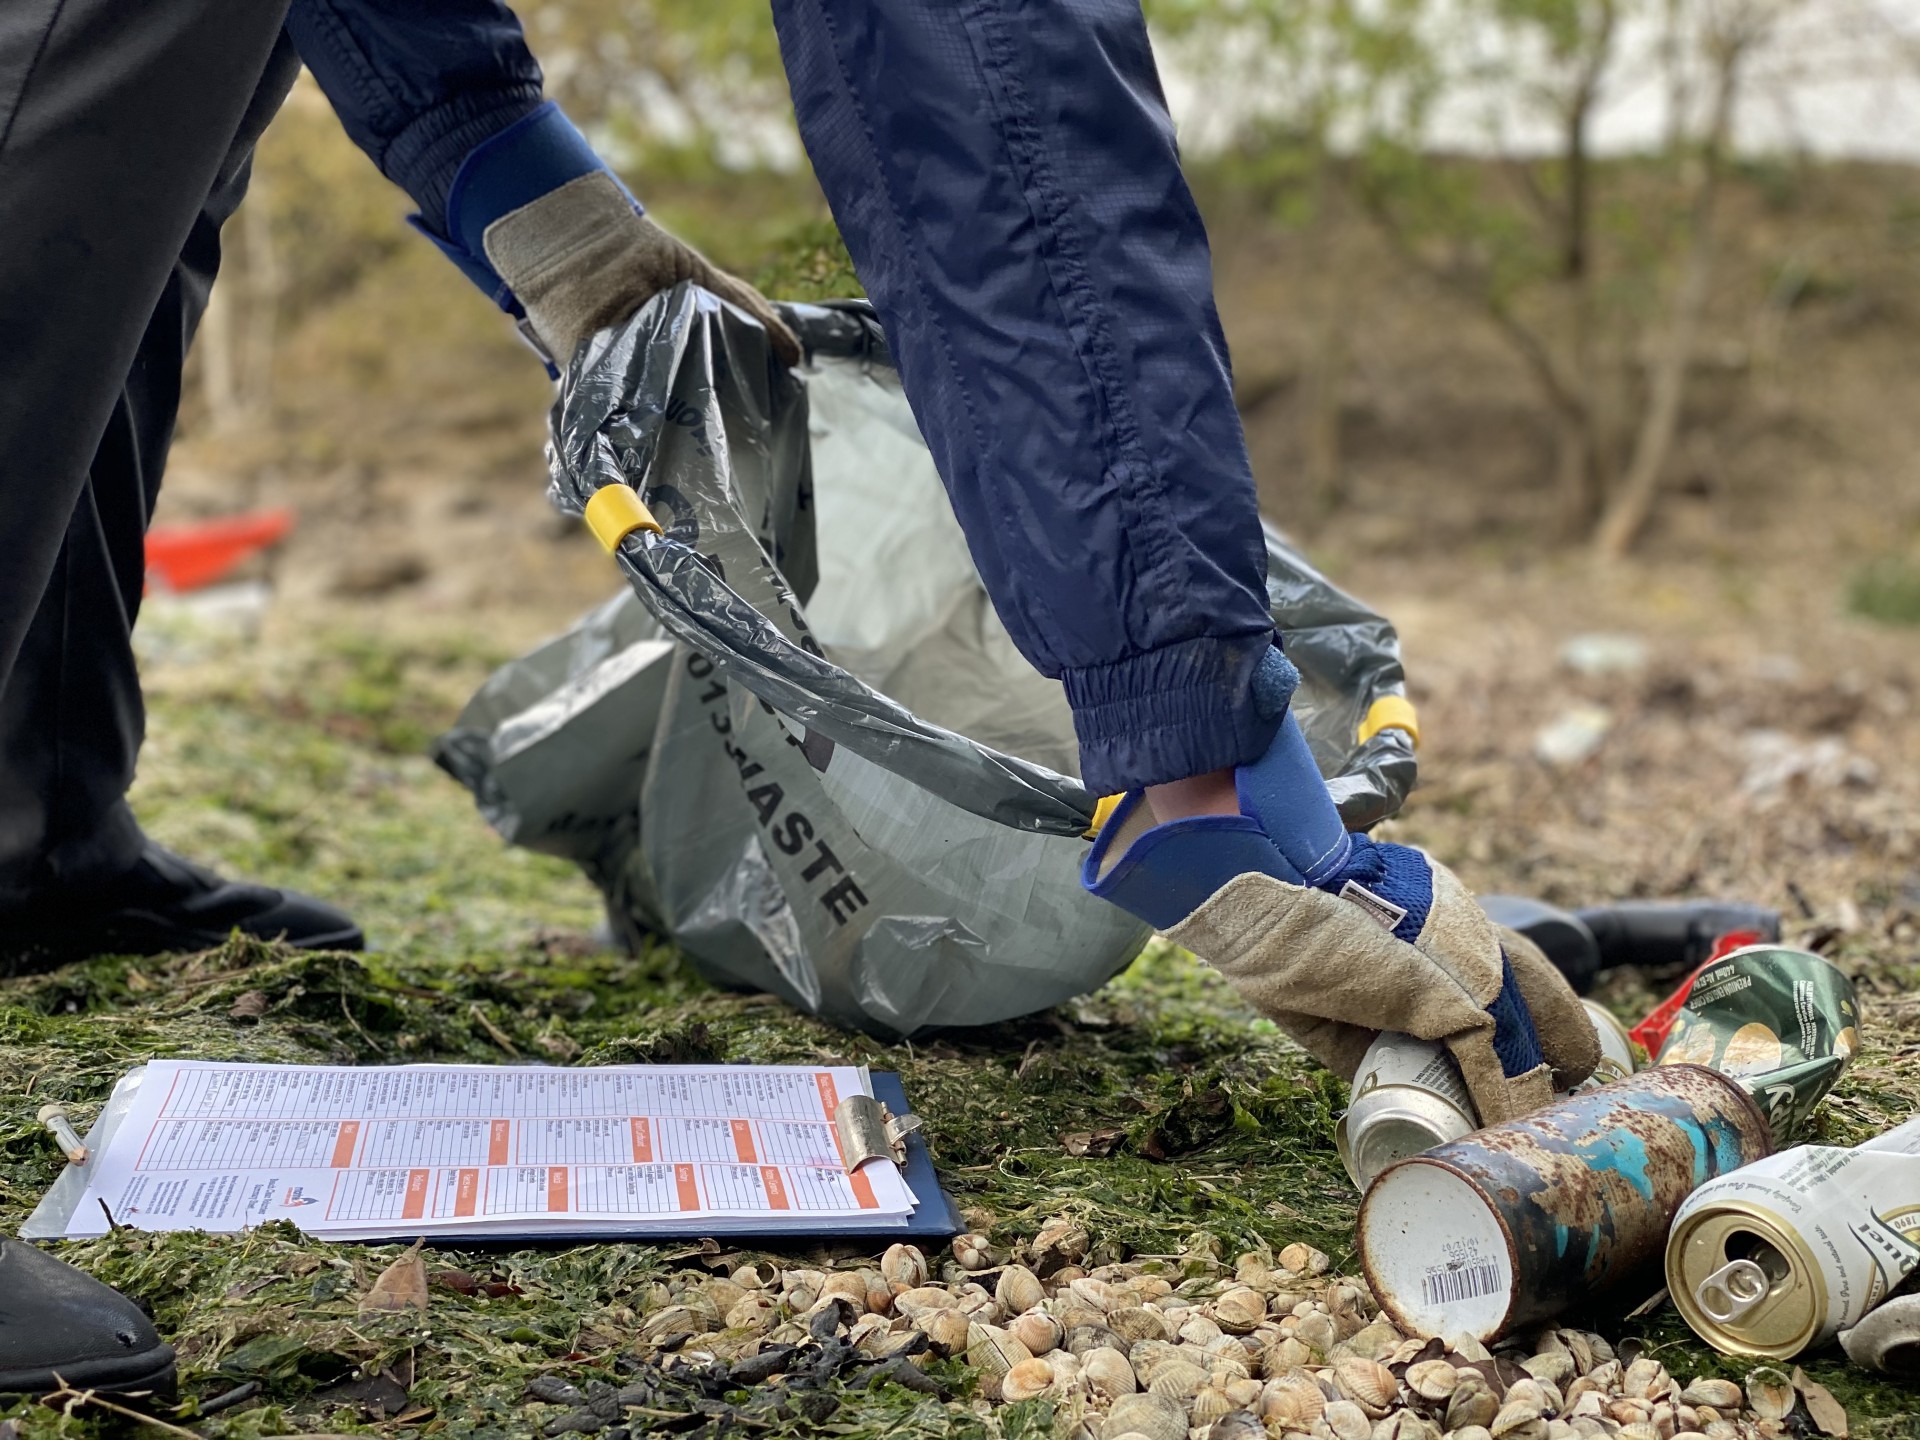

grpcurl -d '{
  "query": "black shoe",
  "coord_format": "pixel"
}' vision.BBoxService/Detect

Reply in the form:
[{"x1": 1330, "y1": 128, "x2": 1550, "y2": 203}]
[
  {"x1": 0, "y1": 842, "x2": 364, "y2": 976},
  {"x1": 0, "y1": 1239, "x2": 177, "y2": 1400}
]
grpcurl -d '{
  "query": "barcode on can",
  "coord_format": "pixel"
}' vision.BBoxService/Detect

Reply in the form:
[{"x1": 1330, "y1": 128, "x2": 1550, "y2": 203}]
[{"x1": 1421, "y1": 1261, "x2": 1504, "y2": 1307}]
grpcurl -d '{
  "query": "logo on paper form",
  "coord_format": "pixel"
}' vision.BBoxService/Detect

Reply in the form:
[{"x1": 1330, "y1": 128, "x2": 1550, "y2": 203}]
[{"x1": 281, "y1": 1186, "x2": 320, "y2": 1207}]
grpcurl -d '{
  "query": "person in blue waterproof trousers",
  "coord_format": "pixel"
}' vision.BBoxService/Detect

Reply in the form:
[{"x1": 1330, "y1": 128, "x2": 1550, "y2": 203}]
[
  {"x1": 768, "y1": 0, "x2": 1598, "y2": 1120},
  {"x1": 0, "y1": 0, "x2": 1595, "y2": 1400}
]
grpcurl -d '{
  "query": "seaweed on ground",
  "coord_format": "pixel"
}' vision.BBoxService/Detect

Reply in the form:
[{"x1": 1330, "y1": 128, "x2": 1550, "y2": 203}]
[{"x1": 4, "y1": 623, "x2": 1916, "y2": 1438}]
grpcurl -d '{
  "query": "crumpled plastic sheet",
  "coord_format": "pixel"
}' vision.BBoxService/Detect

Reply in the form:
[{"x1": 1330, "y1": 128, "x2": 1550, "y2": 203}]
[{"x1": 436, "y1": 286, "x2": 1417, "y2": 1037}]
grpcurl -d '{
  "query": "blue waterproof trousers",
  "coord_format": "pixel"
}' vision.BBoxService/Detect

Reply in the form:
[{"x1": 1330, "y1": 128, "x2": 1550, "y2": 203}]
[{"x1": 771, "y1": 0, "x2": 1280, "y2": 796}]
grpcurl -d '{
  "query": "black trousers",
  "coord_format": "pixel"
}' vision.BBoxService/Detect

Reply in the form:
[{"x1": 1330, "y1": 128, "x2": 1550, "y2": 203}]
[{"x1": 0, "y1": 2, "x2": 297, "y2": 908}]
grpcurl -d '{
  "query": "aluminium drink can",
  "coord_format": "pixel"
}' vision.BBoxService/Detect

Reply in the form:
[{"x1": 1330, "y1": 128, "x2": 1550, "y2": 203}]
[
  {"x1": 1667, "y1": 1115, "x2": 1920, "y2": 1359},
  {"x1": 1337, "y1": 1001, "x2": 1642, "y2": 1188},
  {"x1": 1651, "y1": 945, "x2": 1859, "y2": 1141},
  {"x1": 1357, "y1": 1065, "x2": 1772, "y2": 1342},
  {"x1": 1336, "y1": 1032, "x2": 1479, "y2": 1190}
]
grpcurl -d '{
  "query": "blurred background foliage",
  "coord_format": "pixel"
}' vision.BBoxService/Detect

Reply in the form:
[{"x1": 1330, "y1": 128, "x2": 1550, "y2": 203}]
[{"x1": 186, "y1": 0, "x2": 1920, "y2": 590}]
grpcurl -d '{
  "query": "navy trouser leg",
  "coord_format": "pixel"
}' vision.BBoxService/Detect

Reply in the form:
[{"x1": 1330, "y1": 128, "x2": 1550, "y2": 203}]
[
  {"x1": 771, "y1": 0, "x2": 1278, "y2": 795},
  {"x1": 0, "y1": 4, "x2": 295, "y2": 907}
]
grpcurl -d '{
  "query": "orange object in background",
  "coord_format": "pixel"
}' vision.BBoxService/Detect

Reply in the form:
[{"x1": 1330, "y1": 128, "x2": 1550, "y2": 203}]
[{"x1": 145, "y1": 508, "x2": 293, "y2": 592}]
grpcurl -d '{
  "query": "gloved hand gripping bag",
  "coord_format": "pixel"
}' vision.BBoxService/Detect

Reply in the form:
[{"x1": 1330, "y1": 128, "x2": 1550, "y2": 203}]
[{"x1": 436, "y1": 286, "x2": 1419, "y2": 1037}]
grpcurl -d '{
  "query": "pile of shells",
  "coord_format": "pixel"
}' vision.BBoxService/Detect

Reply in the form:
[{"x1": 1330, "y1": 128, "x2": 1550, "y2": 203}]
[{"x1": 620, "y1": 1225, "x2": 1847, "y2": 1440}]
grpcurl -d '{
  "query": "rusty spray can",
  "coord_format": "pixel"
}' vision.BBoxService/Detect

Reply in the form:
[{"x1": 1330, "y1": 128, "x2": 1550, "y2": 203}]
[
  {"x1": 1649, "y1": 945, "x2": 1859, "y2": 1141},
  {"x1": 1356, "y1": 1064, "x2": 1772, "y2": 1341},
  {"x1": 1337, "y1": 1000, "x2": 1641, "y2": 1189},
  {"x1": 1667, "y1": 1115, "x2": 1920, "y2": 1359}
]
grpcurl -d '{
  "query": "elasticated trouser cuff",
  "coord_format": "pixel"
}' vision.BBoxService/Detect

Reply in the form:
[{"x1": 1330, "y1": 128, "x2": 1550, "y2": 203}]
[{"x1": 1065, "y1": 632, "x2": 1281, "y2": 796}]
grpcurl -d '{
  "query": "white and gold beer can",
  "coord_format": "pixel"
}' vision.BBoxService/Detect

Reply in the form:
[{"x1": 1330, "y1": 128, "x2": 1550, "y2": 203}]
[
  {"x1": 1340, "y1": 1002, "x2": 1641, "y2": 1189},
  {"x1": 1336, "y1": 1033, "x2": 1478, "y2": 1190},
  {"x1": 1667, "y1": 1115, "x2": 1920, "y2": 1358}
]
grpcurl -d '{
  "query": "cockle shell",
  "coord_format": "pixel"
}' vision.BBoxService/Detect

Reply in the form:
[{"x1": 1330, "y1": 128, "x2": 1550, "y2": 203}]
[
  {"x1": 1447, "y1": 1376, "x2": 1499, "y2": 1431},
  {"x1": 881, "y1": 1243, "x2": 929, "y2": 1289},
  {"x1": 1033, "y1": 1219, "x2": 1092, "y2": 1268},
  {"x1": 1615, "y1": 1425, "x2": 1661, "y2": 1440},
  {"x1": 851, "y1": 1313, "x2": 894, "y2": 1356},
  {"x1": 1448, "y1": 1334, "x2": 1493, "y2": 1364},
  {"x1": 1104, "y1": 1392, "x2": 1187, "y2": 1440},
  {"x1": 1407, "y1": 1360, "x2": 1460, "y2": 1401},
  {"x1": 1523, "y1": 1352, "x2": 1574, "y2": 1389},
  {"x1": 1212, "y1": 1288, "x2": 1269, "y2": 1335},
  {"x1": 967, "y1": 1323, "x2": 1033, "y2": 1377},
  {"x1": 1084, "y1": 1346, "x2": 1139, "y2": 1400},
  {"x1": 1744, "y1": 1368, "x2": 1794, "y2": 1421},
  {"x1": 952, "y1": 1232, "x2": 994, "y2": 1271},
  {"x1": 1450, "y1": 1427, "x2": 1494, "y2": 1440},
  {"x1": 994, "y1": 1264, "x2": 1046, "y2": 1315},
  {"x1": 1003, "y1": 1357, "x2": 1056, "y2": 1403},
  {"x1": 1334, "y1": 1358, "x2": 1399, "y2": 1417},
  {"x1": 1263, "y1": 1337, "x2": 1316, "y2": 1375},
  {"x1": 1192, "y1": 1385, "x2": 1236, "y2": 1425},
  {"x1": 1110, "y1": 1306, "x2": 1172, "y2": 1344},
  {"x1": 1128, "y1": 1339, "x2": 1185, "y2": 1382},
  {"x1": 1067, "y1": 1323, "x2": 1127, "y2": 1356},
  {"x1": 926, "y1": 1308, "x2": 972, "y2": 1352},
  {"x1": 1259, "y1": 1374, "x2": 1326, "y2": 1430},
  {"x1": 1211, "y1": 1411, "x2": 1266, "y2": 1440},
  {"x1": 1491, "y1": 1399, "x2": 1548, "y2": 1440},
  {"x1": 1623, "y1": 1359, "x2": 1671, "y2": 1401},
  {"x1": 1223, "y1": 1377, "x2": 1262, "y2": 1408},
  {"x1": 1679, "y1": 1379, "x2": 1741, "y2": 1411},
  {"x1": 1009, "y1": 1310, "x2": 1064, "y2": 1356},
  {"x1": 1322, "y1": 1398, "x2": 1374, "y2": 1440},
  {"x1": 726, "y1": 1294, "x2": 777, "y2": 1330},
  {"x1": 1295, "y1": 1312, "x2": 1338, "y2": 1358},
  {"x1": 1503, "y1": 1380, "x2": 1550, "y2": 1417},
  {"x1": 1337, "y1": 1320, "x2": 1404, "y2": 1363},
  {"x1": 1145, "y1": 1362, "x2": 1210, "y2": 1401},
  {"x1": 1374, "y1": 1413, "x2": 1440, "y2": 1440},
  {"x1": 822, "y1": 1272, "x2": 869, "y2": 1311},
  {"x1": 1279, "y1": 1243, "x2": 1331, "y2": 1277},
  {"x1": 894, "y1": 1285, "x2": 959, "y2": 1321},
  {"x1": 1071, "y1": 1277, "x2": 1136, "y2": 1314},
  {"x1": 1180, "y1": 1315, "x2": 1225, "y2": 1347}
]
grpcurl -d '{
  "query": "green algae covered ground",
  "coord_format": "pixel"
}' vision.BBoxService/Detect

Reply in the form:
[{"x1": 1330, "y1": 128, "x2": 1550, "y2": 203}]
[{"x1": 3, "y1": 612, "x2": 1916, "y2": 1440}]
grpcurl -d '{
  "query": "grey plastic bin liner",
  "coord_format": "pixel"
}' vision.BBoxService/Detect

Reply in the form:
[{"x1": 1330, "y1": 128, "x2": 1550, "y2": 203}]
[{"x1": 436, "y1": 287, "x2": 1417, "y2": 1037}]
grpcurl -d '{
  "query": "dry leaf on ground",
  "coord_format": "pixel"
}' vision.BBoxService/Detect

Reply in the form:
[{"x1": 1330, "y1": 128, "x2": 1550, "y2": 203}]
[{"x1": 360, "y1": 1241, "x2": 429, "y2": 1314}]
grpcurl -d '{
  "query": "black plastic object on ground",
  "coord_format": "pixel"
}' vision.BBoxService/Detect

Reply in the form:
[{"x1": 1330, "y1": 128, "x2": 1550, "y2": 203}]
[
  {"x1": 1480, "y1": 894, "x2": 1782, "y2": 995},
  {"x1": 436, "y1": 287, "x2": 1417, "y2": 1037}
]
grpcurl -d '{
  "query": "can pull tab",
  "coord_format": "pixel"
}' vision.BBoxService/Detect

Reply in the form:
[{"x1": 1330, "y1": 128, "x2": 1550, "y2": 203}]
[{"x1": 1696, "y1": 1258, "x2": 1775, "y2": 1323}]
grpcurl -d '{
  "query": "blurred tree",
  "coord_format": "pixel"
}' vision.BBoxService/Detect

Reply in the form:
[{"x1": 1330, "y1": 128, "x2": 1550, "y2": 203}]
[
  {"x1": 515, "y1": 0, "x2": 799, "y2": 173},
  {"x1": 1150, "y1": 0, "x2": 1438, "y2": 511}
]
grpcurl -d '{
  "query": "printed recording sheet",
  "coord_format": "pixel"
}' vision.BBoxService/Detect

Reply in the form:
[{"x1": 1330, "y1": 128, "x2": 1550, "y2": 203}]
[{"x1": 51, "y1": 1061, "x2": 918, "y2": 1240}]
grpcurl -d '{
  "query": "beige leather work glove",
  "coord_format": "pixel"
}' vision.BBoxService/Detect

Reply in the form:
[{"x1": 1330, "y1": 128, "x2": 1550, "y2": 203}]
[
  {"x1": 482, "y1": 171, "x2": 801, "y2": 370},
  {"x1": 1087, "y1": 698, "x2": 1600, "y2": 1128},
  {"x1": 1163, "y1": 858, "x2": 1598, "y2": 1124}
]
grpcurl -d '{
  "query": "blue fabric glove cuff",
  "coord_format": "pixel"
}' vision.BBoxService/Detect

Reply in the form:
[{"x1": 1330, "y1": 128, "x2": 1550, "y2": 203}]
[
  {"x1": 1082, "y1": 796, "x2": 1304, "y2": 931},
  {"x1": 1233, "y1": 710, "x2": 1352, "y2": 886},
  {"x1": 408, "y1": 102, "x2": 626, "y2": 318}
]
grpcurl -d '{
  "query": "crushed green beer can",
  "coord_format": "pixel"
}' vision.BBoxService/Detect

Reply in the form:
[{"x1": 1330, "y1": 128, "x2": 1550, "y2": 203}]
[{"x1": 1651, "y1": 945, "x2": 1859, "y2": 1142}]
